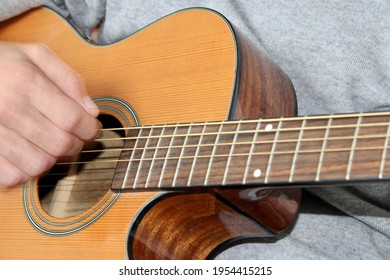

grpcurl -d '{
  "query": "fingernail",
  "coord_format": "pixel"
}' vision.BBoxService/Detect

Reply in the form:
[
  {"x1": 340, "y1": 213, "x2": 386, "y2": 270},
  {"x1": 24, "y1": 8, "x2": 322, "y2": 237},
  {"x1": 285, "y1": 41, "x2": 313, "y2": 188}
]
[
  {"x1": 83, "y1": 96, "x2": 99, "y2": 111},
  {"x1": 94, "y1": 121, "x2": 103, "y2": 139}
]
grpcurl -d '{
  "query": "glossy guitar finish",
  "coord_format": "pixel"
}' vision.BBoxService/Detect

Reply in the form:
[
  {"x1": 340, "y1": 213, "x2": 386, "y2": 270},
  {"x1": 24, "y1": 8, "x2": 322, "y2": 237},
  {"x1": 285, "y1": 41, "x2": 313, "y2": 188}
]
[{"x1": 0, "y1": 7, "x2": 299, "y2": 259}]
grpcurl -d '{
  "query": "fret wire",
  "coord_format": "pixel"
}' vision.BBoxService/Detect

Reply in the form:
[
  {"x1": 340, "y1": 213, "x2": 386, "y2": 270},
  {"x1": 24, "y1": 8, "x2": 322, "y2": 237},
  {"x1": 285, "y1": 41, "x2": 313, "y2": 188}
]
[
  {"x1": 172, "y1": 124, "x2": 191, "y2": 187},
  {"x1": 122, "y1": 128, "x2": 142, "y2": 189},
  {"x1": 346, "y1": 116, "x2": 362, "y2": 180},
  {"x1": 144, "y1": 125, "x2": 165, "y2": 188},
  {"x1": 264, "y1": 119, "x2": 283, "y2": 184},
  {"x1": 204, "y1": 122, "x2": 224, "y2": 186},
  {"x1": 132, "y1": 126, "x2": 154, "y2": 189},
  {"x1": 379, "y1": 120, "x2": 390, "y2": 179},
  {"x1": 315, "y1": 117, "x2": 332, "y2": 181},
  {"x1": 289, "y1": 119, "x2": 306, "y2": 183},
  {"x1": 187, "y1": 123, "x2": 208, "y2": 187},
  {"x1": 243, "y1": 121, "x2": 261, "y2": 184},
  {"x1": 96, "y1": 121, "x2": 390, "y2": 143},
  {"x1": 157, "y1": 125, "x2": 178, "y2": 188},
  {"x1": 222, "y1": 122, "x2": 241, "y2": 185}
]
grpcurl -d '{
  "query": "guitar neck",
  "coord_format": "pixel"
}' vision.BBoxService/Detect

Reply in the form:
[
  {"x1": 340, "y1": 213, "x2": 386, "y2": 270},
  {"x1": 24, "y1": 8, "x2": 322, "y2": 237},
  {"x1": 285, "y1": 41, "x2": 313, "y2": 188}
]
[{"x1": 111, "y1": 111, "x2": 390, "y2": 191}]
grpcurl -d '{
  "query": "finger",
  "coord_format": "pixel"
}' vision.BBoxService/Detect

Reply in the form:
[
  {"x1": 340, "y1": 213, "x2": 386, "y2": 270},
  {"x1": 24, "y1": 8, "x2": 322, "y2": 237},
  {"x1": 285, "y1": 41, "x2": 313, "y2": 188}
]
[
  {"x1": 0, "y1": 156, "x2": 29, "y2": 187},
  {"x1": 0, "y1": 95, "x2": 84, "y2": 157},
  {"x1": 0, "y1": 125, "x2": 56, "y2": 179},
  {"x1": 17, "y1": 43, "x2": 100, "y2": 117},
  {"x1": 8, "y1": 58, "x2": 102, "y2": 141},
  {"x1": 32, "y1": 87, "x2": 103, "y2": 141}
]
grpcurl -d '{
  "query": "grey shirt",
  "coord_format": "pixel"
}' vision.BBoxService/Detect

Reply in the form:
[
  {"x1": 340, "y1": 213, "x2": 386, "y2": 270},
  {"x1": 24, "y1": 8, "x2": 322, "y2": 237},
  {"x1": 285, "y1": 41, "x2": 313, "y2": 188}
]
[{"x1": 0, "y1": 0, "x2": 389, "y2": 259}]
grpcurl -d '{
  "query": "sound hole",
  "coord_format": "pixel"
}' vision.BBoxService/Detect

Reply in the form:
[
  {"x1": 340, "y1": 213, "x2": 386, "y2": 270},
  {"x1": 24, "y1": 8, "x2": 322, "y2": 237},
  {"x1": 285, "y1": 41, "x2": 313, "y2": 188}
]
[{"x1": 38, "y1": 114, "x2": 125, "y2": 218}]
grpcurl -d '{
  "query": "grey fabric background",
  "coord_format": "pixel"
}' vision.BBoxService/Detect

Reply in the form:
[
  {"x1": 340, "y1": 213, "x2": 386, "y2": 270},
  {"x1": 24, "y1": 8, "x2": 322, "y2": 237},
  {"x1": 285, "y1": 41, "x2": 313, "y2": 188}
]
[{"x1": 0, "y1": 0, "x2": 389, "y2": 259}]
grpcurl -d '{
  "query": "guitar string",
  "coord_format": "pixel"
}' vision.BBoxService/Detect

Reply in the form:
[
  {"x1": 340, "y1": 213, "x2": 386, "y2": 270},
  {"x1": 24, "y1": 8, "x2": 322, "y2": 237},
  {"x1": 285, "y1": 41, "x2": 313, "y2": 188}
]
[
  {"x1": 73, "y1": 117, "x2": 390, "y2": 160},
  {"x1": 96, "y1": 117, "x2": 390, "y2": 143},
  {"x1": 84, "y1": 133, "x2": 390, "y2": 155},
  {"x1": 35, "y1": 112, "x2": 390, "y2": 188},
  {"x1": 56, "y1": 144, "x2": 390, "y2": 166},
  {"x1": 98, "y1": 110, "x2": 390, "y2": 134},
  {"x1": 37, "y1": 142, "x2": 390, "y2": 189},
  {"x1": 47, "y1": 123, "x2": 390, "y2": 170}
]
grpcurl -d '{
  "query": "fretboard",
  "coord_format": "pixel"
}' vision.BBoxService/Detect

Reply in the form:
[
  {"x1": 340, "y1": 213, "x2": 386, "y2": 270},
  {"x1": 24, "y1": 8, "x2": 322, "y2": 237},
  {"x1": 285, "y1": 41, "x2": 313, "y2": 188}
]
[{"x1": 111, "y1": 111, "x2": 390, "y2": 191}]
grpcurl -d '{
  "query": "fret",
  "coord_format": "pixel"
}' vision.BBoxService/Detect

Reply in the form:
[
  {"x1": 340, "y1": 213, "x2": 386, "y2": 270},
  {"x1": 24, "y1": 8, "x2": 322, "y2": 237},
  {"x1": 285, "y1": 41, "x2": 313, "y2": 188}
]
[
  {"x1": 266, "y1": 118, "x2": 303, "y2": 183},
  {"x1": 159, "y1": 124, "x2": 190, "y2": 187},
  {"x1": 289, "y1": 119, "x2": 306, "y2": 182},
  {"x1": 187, "y1": 124, "x2": 208, "y2": 186},
  {"x1": 222, "y1": 122, "x2": 241, "y2": 185},
  {"x1": 318, "y1": 116, "x2": 357, "y2": 180},
  {"x1": 349, "y1": 114, "x2": 389, "y2": 180},
  {"x1": 122, "y1": 127, "x2": 149, "y2": 189},
  {"x1": 345, "y1": 116, "x2": 362, "y2": 180},
  {"x1": 223, "y1": 121, "x2": 256, "y2": 184},
  {"x1": 110, "y1": 127, "x2": 141, "y2": 190},
  {"x1": 141, "y1": 125, "x2": 173, "y2": 188},
  {"x1": 264, "y1": 119, "x2": 283, "y2": 183},
  {"x1": 243, "y1": 120, "x2": 261, "y2": 184},
  {"x1": 132, "y1": 126, "x2": 155, "y2": 189},
  {"x1": 204, "y1": 123, "x2": 223, "y2": 185},
  {"x1": 315, "y1": 117, "x2": 332, "y2": 181},
  {"x1": 203, "y1": 123, "x2": 235, "y2": 186},
  {"x1": 173, "y1": 123, "x2": 203, "y2": 187},
  {"x1": 172, "y1": 124, "x2": 191, "y2": 187},
  {"x1": 171, "y1": 124, "x2": 191, "y2": 187},
  {"x1": 243, "y1": 121, "x2": 276, "y2": 184},
  {"x1": 192, "y1": 122, "x2": 231, "y2": 186},
  {"x1": 379, "y1": 120, "x2": 390, "y2": 179},
  {"x1": 228, "y1": 121, "x2": 262, "y2": 184},
  {"x1": 288, "y1": 117, "x2": 326, "y2": 182},
  {"x1": 157, "y1": 125, "x2": 178, "y2": 188},
  {"x1": 144, "y1": 125, "x2": 166, "y2": 188}
]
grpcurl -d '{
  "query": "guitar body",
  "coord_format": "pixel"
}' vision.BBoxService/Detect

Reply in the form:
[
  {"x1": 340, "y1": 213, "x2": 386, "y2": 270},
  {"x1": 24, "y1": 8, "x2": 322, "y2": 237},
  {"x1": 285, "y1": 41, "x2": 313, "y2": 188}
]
[{"x1": 0, "y1": 7, "x2": 300, "y2": 259}]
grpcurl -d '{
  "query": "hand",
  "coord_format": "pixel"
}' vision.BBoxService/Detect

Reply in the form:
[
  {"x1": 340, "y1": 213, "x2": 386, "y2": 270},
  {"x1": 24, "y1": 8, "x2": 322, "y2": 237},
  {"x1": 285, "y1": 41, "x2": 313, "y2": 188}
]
[{"x1": 0, "y1": 42, "x2": 102, "y2": 187}]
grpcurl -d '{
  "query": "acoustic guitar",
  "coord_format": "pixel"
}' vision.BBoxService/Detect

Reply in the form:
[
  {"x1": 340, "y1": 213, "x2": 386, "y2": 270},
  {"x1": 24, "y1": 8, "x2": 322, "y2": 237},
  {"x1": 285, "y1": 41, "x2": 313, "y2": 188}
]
[{"x1": 0, "y1": 7, "x2": 387, "y2": 260}]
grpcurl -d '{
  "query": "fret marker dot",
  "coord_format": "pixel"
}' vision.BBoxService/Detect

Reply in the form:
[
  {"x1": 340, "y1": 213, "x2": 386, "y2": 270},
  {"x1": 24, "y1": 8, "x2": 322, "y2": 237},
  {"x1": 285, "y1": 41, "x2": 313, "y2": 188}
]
[
  {"x1": 265, "y1": 124, "x2": 273, "y2": 131},
  {"x1": 253, "y1": 169, "x2": 262, "y2": 178}
]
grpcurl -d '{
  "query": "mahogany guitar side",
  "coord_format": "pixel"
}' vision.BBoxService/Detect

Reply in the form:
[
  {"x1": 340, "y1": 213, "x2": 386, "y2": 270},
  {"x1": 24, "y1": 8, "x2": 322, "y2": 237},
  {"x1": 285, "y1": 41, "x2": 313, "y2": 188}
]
[{"x1": 0, "y1": 7, "x2": 300, "y2": 259}]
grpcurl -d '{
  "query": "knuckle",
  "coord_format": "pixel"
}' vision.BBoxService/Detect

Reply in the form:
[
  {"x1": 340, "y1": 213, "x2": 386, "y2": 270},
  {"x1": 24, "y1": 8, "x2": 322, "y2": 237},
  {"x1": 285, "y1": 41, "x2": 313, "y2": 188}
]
[
  {"x1": 11, "y1": 174, "x2": 29, "y2": 186},
  {"x1": 0, "y1": 44, "x2": 44, "y2": 92},
  {"x1": 11, "y1": 62, "x2": 41, "y2": 93},
  {"x1": 54, "y1": 134, "x2": 83, "y2": 156},
  {"x1": 61, "y1": 111, "x2": 82, "y2": 132},
  {"x1": 1, "y1": 177, "x2": 24, "y2": 188},
  {"x1": 0, "y1": 167, "x2": 28, "y2": 187},
  {"x1": 56, "y1": 136, "x2": 73, "y2": 156},
  {"x1": 26, "y1": 42, "x2": 51, "y2": 58},
  {"x1": 27, "y1": 154, "x2": 55, "y2": 177}
]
